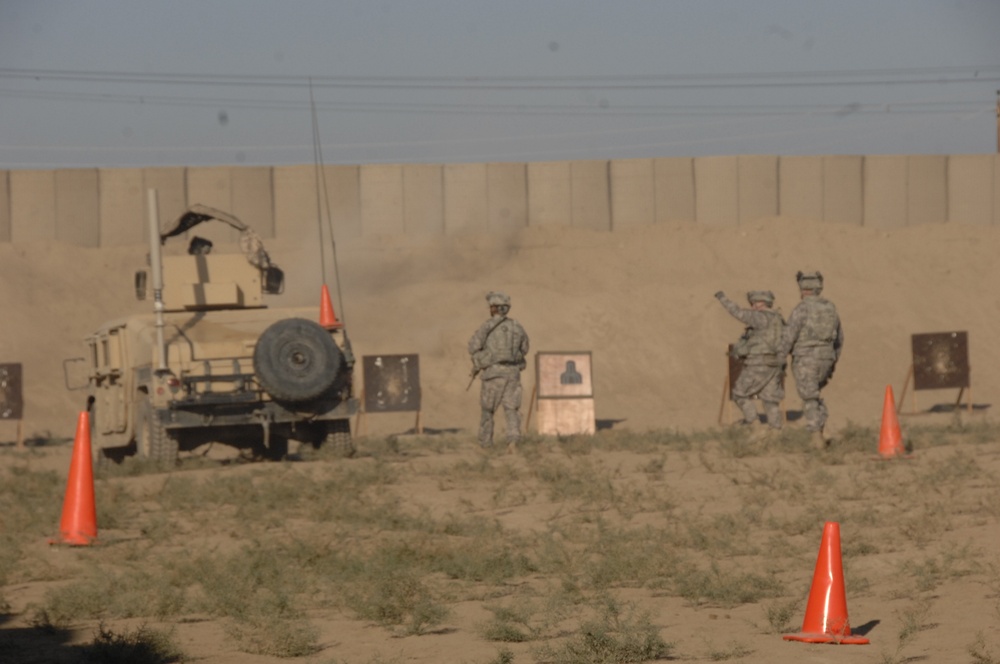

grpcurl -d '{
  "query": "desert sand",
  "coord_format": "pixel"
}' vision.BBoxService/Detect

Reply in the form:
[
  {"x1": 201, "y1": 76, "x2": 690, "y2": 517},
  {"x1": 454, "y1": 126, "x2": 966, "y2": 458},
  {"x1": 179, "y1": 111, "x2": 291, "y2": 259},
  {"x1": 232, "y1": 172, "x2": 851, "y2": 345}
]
[{"x1": 1, "y1": 216, "x2": 1000, "y2": 663}]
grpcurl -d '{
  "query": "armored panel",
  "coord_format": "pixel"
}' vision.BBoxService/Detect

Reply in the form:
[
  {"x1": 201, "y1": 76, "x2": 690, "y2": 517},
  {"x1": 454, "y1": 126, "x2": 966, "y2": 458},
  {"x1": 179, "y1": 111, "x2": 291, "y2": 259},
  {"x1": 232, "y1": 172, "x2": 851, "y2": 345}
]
[
  {"x1": 609, "y1": 158, "x2": 654, "y2": 229},
  {"x1": 654, "y1": 157, "x2": 695, "y2": 223},
  {"x1": 362, "y1": 355, "x2": 421, "y2": 412},
  {"x1": 911, "y1": 331, "x2": 969, "y2": 390},
  {"x1": 571, "y1": 160, "x2": 611, "y2": 231},
  {"x1": 444, "y1": 163, "x2": 488, "y2": 234},
  {"x1": 0, "y1": 363, "x2": 23, "y2": 420},
  {"x1": 487, "y1": 162, "x2": 528, "y2": 231}
]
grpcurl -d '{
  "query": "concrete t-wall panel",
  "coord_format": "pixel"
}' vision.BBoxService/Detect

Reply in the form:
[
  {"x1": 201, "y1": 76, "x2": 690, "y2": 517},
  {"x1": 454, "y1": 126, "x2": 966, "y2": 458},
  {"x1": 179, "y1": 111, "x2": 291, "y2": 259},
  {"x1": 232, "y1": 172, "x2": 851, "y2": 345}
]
[
  {"x1": 360, "y1": 164, "x2": 404, "y2": 236},
  {"x1": 822, "y1": 156, "x2": 863, "y2": 225},
  {"x1": 654, "y1": 157, "x2": 695, "y2": 223},
  {"x1": 995, "y1": 155, "x2": 1000, "y2": 226},
  {"x1": 403, "y1": 164, "x2": 443, "y2": 235},
  {"x1": 907, "y1": 155, "x2": 947, "y2": 226},
  {"x1": 527, "y1": 161, "x2": 571, "y2": 227},
  {"x1": 10, "y1": 170, "x2": 56, "y2": 243},
  {"x1": 571, "y1": 160, "x2": 610, "y2": 231},
  {"x1": 863, "y1": 155, "x2": 907, "y2": 229},
  {"x1": 444, "y1": 163, "x2": 488, "y2": 234},
  {"x1": 142, "y1": 168, "x2": 187, "y2": 239},
  {"x1": 55, "y1": 169, "x2": 100, "y2": 247},
  {"x1": 274, "y1": 165, "x2": 320, "y2": 240},
  {"x1": 0, "y1": 171, "x2": 10, "y2": 242},
  {"x1": 778, "y1": 156, "x2": 823, "y2": 220},
  {"x1": 610, "y1": 159, "x2": 653, "y2": 230},
  {"x1": 948, "y1": 155, "x2": 993, "y2": 226},
  {"x1": 187, "y1": 167, "x2": 236, "y2": 244},
  {"x1": 324, "y1": 165, "x2": 362, "y2": 240},
  {"x1": 487, "y1": 162, "x2": 527, "y2": 232},
  {"x1": 737, "y1": 155, "x2": 778, "y2": 223},
  {"x1": 694, "y1": 156, "x2": 739, "y2": 226},
  {"x1": 99, "y1": 169, "x2": 144, "y2": 246},
  {"x1": 274, "y1": 165, "x2": 361, "y2": 242},
  {"x1": 231, "y1": 167, "x2": 274, "y2": 238}
]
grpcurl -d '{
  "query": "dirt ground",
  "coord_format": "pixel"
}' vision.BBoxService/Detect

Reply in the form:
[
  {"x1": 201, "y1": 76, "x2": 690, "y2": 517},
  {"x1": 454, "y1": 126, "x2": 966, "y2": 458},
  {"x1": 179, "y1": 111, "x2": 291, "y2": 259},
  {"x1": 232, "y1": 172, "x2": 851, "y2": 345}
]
[{"x1": 2, "y1": 216, "x2": 1000, "y2": 662}]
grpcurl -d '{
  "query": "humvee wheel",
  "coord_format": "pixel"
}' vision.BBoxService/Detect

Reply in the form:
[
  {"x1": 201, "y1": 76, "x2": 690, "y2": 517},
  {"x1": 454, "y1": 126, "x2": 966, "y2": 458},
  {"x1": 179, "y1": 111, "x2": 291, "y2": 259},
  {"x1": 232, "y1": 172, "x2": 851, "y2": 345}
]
[
  {"x1": 323, "y1": 420, "x2": 355, "y2": 458},
  {"x1": 137, "y1": 396, "x2": 179, "y2": 462},
  {"x1": 253, "y1": 318, "x2": 342, "y2": 402}
]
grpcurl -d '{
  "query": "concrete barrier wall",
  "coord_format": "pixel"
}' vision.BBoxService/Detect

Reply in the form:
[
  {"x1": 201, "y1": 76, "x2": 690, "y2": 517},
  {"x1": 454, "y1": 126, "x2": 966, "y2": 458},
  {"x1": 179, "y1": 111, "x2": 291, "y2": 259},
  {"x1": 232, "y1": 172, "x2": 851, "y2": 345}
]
[
  {"x1": 0, "y1": 171, "x2": 10, "y2": 242},
  {"x1": 654, "y1": 157, "x2": 695, "y2": 223},
  {"x1": 3, "y1": 154, "x2": 997, "y2": 246},
  {"x1": 949, "y1": 154, "x2": 994, "y2": 226}
]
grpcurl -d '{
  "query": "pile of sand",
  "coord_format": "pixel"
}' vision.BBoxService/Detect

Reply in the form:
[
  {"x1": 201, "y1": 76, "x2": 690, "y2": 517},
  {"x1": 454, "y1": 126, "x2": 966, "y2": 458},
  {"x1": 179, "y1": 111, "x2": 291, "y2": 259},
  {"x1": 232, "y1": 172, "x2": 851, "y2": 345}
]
[{"x1": 3, "y1": 216, "x2": 998, "y2": 442}]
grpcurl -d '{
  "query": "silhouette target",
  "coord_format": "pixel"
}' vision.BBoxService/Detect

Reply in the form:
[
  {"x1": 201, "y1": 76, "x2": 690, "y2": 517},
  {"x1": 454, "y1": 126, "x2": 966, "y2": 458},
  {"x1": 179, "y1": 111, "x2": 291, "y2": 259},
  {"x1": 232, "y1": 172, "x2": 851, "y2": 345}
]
[
  {"x1": 0, "y1": 363, "x2": 23, "y2": 420},
  {"x1": 362, "y1": 355, "x2": 421, "y2": 412}
]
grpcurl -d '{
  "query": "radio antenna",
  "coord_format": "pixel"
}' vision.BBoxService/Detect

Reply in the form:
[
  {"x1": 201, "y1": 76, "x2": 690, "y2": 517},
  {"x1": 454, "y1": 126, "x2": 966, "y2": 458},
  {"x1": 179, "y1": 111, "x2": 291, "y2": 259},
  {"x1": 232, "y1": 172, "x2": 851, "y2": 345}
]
[{"x1": 309, "y1": 78, "x2": 347, "y2": 323}]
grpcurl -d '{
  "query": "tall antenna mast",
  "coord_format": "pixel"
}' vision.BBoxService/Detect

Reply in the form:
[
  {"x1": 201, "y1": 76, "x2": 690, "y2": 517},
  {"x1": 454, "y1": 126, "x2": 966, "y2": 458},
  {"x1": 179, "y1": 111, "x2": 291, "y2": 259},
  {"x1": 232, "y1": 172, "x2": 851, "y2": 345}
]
[{"x1": 309, "y1": 78, "x2": 347, "y2": 323}]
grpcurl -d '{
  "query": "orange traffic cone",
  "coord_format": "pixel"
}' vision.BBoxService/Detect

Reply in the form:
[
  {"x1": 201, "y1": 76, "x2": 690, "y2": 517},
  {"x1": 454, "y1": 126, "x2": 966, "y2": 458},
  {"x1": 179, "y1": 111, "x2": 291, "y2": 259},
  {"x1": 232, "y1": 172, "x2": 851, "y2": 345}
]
[
  {"x1": 876, "y1": 385, "x2": 911, "y2": 459},
  {"x1": 319, "y1": 284, "x2": 343, "y2": 329},
  {"x1": 783, "y1": 522, "x2": 868, "y2": 644},
  {"x1": 50, "y1": 412, "x2": 98, "y2": 546}
]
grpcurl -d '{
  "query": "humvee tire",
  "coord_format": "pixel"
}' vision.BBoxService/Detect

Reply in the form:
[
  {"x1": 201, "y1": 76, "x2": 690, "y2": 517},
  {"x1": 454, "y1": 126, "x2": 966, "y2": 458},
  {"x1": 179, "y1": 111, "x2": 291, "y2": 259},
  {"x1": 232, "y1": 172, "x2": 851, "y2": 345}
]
[
  {"x1": 323, "y1": 419, "x2": 355, "y2": 458},
  {"x1": 137, "y1": 395, "x2": 179, "y2": 462},
  {"x1": 253, "y1": 318, "x2": 342, "y2": 402}
]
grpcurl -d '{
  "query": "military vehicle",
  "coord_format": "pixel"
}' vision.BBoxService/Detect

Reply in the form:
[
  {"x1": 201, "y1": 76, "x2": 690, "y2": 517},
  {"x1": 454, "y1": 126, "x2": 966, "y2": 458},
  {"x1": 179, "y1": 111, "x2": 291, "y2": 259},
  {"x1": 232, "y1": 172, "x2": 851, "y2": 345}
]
[{"x1": 81, "y1": 196, "x2": 357, "y2": 463}]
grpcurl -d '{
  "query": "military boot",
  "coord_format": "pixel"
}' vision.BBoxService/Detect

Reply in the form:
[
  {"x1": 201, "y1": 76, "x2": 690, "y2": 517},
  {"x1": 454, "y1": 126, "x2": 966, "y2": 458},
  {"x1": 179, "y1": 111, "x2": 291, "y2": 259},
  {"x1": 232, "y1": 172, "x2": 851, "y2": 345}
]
[
  {"x1": 748, "y1": 421, "x2": 771, "y2": 443},
  {"x1": 810, "y1": 429, "x2": 829, "y2": 450}
]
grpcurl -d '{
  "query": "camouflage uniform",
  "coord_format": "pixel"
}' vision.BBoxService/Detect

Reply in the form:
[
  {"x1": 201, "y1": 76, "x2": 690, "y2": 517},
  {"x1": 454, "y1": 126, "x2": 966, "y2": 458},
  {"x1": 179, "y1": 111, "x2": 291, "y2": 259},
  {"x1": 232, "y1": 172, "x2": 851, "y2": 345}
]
[
  {"x1": 468, "y1": 292, "x2": 530, "y2": 448},
  {"x1": 716, "y1": 290, "x2": 786, "y2": 429},
  {"x1": 778, "y1": 272, "x2": 844, "y2": 435}
]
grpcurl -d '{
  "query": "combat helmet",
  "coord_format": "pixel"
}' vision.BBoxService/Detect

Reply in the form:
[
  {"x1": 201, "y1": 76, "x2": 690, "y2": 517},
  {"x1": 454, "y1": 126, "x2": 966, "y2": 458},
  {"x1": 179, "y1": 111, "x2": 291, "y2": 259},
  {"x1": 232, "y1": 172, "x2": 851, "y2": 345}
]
[
  {"x1": 796, "y1": 270, "x2": 824, "y2": 293},
  {"x1": 746, "y1": 290, "x2": 775, "y2": 306},
  {"x1": 486, "y1": 291, "x2": 511, "y2": 313}
]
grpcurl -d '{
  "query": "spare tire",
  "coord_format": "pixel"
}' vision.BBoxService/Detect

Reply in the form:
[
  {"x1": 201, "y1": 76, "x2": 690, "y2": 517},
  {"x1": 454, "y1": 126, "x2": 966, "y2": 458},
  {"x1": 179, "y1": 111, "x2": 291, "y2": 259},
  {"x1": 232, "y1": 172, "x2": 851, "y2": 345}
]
[{"x1": 254, "y1": 318, "x2": 342, "y2": 402}]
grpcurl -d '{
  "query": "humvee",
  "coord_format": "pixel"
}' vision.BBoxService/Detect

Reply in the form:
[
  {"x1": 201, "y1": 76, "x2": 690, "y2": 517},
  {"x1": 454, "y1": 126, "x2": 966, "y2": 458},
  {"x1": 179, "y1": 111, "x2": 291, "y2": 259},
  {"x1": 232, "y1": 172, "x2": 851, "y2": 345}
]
[{"x1": 81, "y1": 199, "x2": 358, "y2": 463}]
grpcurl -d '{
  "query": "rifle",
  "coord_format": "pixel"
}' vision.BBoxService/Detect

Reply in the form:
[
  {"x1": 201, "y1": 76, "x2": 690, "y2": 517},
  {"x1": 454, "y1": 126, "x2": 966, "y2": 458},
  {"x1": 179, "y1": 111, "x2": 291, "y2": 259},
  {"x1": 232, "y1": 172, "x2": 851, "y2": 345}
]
[{"x1": 466, "y1": 315, "x2": 506, "y2": 391}]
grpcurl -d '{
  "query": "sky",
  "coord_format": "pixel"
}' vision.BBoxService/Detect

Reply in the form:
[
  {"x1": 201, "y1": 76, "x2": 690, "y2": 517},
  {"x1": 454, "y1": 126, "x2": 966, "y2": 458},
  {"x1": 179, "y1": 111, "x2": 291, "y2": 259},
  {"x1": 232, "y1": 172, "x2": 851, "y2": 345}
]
[{"x1": 1, "y1": 0, "x2": 999, "y2": 169}]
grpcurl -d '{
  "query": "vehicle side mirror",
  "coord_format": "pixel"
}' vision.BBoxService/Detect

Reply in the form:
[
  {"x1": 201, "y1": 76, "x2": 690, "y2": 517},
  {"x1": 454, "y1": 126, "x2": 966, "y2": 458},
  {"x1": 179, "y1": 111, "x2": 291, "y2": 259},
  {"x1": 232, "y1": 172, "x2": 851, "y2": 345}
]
[
  {"x1": 135, "y1": 270, "x2": 147, "y2": 300},
  {"x1": 263, "y1": 266, "x2": 284, "y2": 295}
]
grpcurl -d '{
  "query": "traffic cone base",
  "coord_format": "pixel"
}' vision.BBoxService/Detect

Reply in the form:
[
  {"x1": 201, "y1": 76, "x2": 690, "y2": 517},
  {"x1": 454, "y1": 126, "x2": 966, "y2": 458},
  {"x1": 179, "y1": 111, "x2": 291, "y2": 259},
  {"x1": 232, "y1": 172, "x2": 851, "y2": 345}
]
[
  {"x1": 874, "y1": 384, "x2": 913, "y2": 460},
  {"x1": 783, "y1": 522, "x2": 868, "y2": 646},
  {"x1": 49, "y1": 412, "x2": 98, "y2": 547},
  {"x1": 319, "y1": 284, "x2": 343, "y2": 329}
]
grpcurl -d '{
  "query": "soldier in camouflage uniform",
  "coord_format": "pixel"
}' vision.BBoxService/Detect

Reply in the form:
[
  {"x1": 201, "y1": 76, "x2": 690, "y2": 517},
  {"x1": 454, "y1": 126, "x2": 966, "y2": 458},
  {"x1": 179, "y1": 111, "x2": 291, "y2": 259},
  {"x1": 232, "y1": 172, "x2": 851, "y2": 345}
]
[
  {"x1": 777, "y1": 271, "x2": 844, "y2": 448},
  {"x1": 468, "y1": 291, "x2": 530, "y2": 451},
  {"x1": 715, "y1": 289, "x2": 786, "y2": 437}
]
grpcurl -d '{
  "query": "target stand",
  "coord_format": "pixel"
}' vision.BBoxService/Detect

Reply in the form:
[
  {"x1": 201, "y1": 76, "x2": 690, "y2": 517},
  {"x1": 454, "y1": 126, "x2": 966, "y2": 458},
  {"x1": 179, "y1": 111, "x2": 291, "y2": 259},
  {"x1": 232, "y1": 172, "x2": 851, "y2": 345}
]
[
  {"x1": 355, "y1": 354, "x2": 422, "y2": 436},
  {"x1": 897, "y1": 332, "x2": 972, "y2": 415}
]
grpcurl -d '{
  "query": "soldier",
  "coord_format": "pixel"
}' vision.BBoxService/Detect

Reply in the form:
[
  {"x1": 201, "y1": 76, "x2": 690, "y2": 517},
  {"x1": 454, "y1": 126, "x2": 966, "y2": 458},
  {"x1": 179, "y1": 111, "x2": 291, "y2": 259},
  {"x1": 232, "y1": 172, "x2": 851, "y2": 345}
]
[
  {"x1": 468, "y1": 291, "x2": 530, "y2": 452},
  {"x1": 715, "y1": 289, "x2": 786, "y2": 438},
  {"x1": 777, "y1": 271, "x2": 844, "y2": 449}
]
